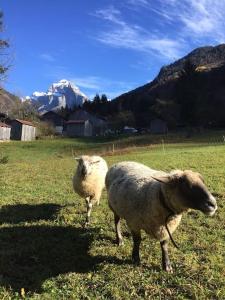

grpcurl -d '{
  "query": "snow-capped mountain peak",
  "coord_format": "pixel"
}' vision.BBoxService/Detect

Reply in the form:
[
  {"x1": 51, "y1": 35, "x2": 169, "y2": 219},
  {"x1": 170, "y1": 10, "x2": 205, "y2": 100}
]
[
  {"x1": 30, "y1": 79, "x2": 88, "y2": 114},
  {"x1": 33, "y1": 91, "x2": 47, "y2": 97},
  {"x1": 50, "y1": 79, "x2": 70, "y2": 91}
]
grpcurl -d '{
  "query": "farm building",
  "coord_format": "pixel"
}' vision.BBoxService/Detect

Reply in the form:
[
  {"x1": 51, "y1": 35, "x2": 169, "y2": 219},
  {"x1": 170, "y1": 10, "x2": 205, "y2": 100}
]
[
  {"x1": 10, "y1": 119, "x2": 36, "y2": 141},
  {"x1": 40, "y1": 111, "x2": 65, "y2": 134},
  {"x1": 66, "y1": 120, "x2": 93, "y2": 137},
  {"x1": 150, "y1": 118, "x2": 168, "y2": 134},
  {"x1": 0, "y1": 122, "x2": 11, "y2": 141},
  {"x1": 67, "y1": 109, "x2": 107, "y2": 136}
]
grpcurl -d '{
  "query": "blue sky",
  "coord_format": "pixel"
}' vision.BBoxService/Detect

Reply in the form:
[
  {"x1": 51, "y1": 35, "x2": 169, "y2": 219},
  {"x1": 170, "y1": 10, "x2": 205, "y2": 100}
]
[{"x1": 1, "y1": 0, "x2": 225, "y2": 99}]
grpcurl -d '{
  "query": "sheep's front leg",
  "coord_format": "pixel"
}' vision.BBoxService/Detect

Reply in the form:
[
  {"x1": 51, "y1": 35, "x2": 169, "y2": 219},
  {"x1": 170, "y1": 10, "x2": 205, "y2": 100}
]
[
  {"x1": 131, "y1": 230, "x2": 141, "y2": 265},
  {"x1": 160, "y1": 240, "x2": 173, "y2": 273},
  {"x1": 85, "y1": 197, "x2": 93, "y2": 226},
  {"x1": 114, "y1": 213, "x2": 123, "y2": 246}
]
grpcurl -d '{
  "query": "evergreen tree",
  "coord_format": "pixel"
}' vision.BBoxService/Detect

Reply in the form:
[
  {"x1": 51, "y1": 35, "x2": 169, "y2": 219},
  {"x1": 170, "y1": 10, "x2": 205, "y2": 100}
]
[
  {"x1": 101, "y1": 94, "x2": 108, "y2": 103},
  {"x1": 93, "y1": 93, "x2": 101, "y2": 103}
]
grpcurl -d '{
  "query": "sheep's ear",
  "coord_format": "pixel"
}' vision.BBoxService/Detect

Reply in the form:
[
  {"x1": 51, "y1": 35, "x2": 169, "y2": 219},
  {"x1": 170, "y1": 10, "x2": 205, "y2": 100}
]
[
  {"x1": 151, "y1": 175, "x2": 170, "y2": 184},
  {"x1": 152, "y1": 173, "x2": 182, "y2": 185},
  {"x1": 91, "y1": 160, "x2": 101, "y2": 164},
  {"x1": 71, "y1": 149, "x2": 80, "y2": 161},
  {"x1": 197, "y1": 172, "x2": 204, "y2": 182}
]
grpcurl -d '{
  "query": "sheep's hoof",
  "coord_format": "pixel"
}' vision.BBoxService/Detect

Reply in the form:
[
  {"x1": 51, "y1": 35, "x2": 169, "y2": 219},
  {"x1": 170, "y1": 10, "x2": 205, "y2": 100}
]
[
  {"x1": 83, "y1": 221, "x2": 90, "y2": 228},
  {"x1": 164, "y1": 265, "x2": 173, "y2": 273},
  {"x1": 132, "y1": 256, "x2": 141, "y2": 266},
  {"x1": 116, "y1": 238, "x2": 124, "y2": 246}
]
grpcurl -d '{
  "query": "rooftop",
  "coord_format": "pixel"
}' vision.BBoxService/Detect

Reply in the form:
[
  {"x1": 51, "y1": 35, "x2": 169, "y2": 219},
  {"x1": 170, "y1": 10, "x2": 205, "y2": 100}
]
[
  {"x1": 66, "y1": 120, "x2": 86, "y2": 125},
  {"x1": 0, "y1": 122, "x2": 11, "y2": 128},
  {"x1": 15, "y1": 119, "x2": 36, "y2": 127}
]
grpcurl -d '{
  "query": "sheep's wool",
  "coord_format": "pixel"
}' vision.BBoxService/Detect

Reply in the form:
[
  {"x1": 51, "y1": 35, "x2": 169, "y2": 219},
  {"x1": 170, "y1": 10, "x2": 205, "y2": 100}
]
[
  {"x1": 106, "y1": 161, "x2": 183, "y2": 241},
  {"x1": 73, "y1": 155, "x2": 108, "y2": 204}
]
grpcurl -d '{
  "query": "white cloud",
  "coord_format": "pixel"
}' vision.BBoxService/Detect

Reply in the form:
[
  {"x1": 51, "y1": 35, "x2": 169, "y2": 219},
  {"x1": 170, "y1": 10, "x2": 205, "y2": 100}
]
[
  {"x1": 94, "y1": 6, "x2": 184, "y2": 60},
  {"x1": 93, "y1": 1, "x2": 225, "y2": 62},
  {"x1": 69, "y1": 75, "x2": 138, "y2": 99},
  {"x1": 70, "y1": 76, "x2": 101, "y2": 90},
  {"x1": 93, "y1": 6, "x2": 125, "y2": 26},
  {"x1": 71, "y1": 75, "x2": 135, "y2": 92},
  {"x1": 45, "y1": 69, "x2": 136, "y2": 99},
  {"x1": 126, "y1": 0, "x2": 150, "y2": 9},
  {"x1": 40, "y1": 53, "x2": 55, "y2": 62},
  {"x1": 157, "y1": 0, "x2": 225, "y2": 42}
]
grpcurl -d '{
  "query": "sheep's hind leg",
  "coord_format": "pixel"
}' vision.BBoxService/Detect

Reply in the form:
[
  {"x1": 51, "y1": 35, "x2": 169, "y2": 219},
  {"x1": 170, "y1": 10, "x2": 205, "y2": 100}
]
[
  {"x1": 114, "y1": 213, "x2": 123, "y2": 246},
  {"x1": 160, "y1": 240, "x2": 173, "y2": 273},
  {"x1": 84, "y1": 197, "x2": 93, "y2": 227},
  {"x1": 131, "y1": 230, "x2": 141, "y2": 265}
]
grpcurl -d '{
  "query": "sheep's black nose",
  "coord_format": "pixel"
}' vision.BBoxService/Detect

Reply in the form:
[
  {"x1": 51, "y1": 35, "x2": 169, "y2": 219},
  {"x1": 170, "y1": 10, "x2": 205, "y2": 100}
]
[{"x1": 204, "y1": 196, "x2": 217, "y2": 216}]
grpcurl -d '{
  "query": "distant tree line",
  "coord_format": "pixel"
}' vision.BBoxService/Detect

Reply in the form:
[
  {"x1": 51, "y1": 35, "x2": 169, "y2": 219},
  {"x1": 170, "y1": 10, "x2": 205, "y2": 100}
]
[
  {"x1": 78, "y1": 59, "x2": 225, "y2": 129},
  {"x1": 83, "y1": 93, "x2": 110, "y2": 116}
]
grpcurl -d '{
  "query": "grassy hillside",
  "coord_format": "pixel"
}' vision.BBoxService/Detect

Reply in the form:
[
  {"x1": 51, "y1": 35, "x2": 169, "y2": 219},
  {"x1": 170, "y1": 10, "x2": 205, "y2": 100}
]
[{"x1": 0, "y1": 134, "x2": 224, "y2": 299}]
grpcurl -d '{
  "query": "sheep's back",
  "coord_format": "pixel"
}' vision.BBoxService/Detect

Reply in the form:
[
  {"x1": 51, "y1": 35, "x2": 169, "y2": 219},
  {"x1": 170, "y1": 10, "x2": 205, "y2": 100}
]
[
  {"x1": 106, "y1": 161, "x2": 182, "y2": 239},
  {"x1": 106, "y1": 161, "x2": 165, "y2": 189},
  {"x1": 106, "y1": 162, "x2": 160, "y2": 222}
]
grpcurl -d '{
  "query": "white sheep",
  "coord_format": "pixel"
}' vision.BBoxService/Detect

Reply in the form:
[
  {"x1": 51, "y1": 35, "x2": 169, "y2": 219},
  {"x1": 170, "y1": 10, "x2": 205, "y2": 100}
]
[
  {"x1": 73, "y1": 155, "x2": 108, "y2": 226},
  {"x1": 105, "y1": 161, "x2": 217, "y2": 272}
]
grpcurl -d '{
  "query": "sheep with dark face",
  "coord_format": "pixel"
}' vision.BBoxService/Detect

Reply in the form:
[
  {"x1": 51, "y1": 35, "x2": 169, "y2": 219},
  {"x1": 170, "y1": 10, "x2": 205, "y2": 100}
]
[
  {"x1": 105, "y1": 161, "x2": 217, "y2": 272},
  {"x1": 73, "y1": 155, "x2": 108, "y2": 226}
]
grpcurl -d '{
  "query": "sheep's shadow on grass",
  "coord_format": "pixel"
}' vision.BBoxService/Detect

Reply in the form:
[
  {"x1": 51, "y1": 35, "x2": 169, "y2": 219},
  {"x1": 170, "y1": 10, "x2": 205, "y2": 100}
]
[
  {"x1": 0, "y1": 203, "x2": 61, "y2": 224},
  {"x1": 0, "y1": 225, "x2": 127, "y2": 293}
]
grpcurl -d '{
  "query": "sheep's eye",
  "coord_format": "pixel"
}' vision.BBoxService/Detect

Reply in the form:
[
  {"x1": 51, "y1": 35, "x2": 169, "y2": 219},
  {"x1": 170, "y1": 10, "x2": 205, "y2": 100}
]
[
  {"x1": 184, "y1": 179, "x2": 192, "y2": 188},
  {"x1": 178, "y1": 177, "x2": 186, "y2": 186},
  {"x1": 179, "y1": 179, "x2": 192, "y2": 194}
]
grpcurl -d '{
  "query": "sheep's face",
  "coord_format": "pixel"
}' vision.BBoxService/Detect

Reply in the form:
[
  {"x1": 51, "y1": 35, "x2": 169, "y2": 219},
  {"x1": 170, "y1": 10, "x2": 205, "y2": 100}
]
[
  {"x1": 171, "y1": 171, "x2": 217, "y2": 216},
  {"x1": 76, "y1": 158, "x2": 91, "y2": 177},
  {"x1": 154, "y1": 170, "x2": 217, "y2": 216},
  {"x1": 76, "y1": 156, "x2": 101, "y2": 178}
]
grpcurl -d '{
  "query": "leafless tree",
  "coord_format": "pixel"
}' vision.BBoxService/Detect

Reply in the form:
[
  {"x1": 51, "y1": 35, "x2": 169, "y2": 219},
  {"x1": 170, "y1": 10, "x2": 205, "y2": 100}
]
[{"x1": 0, "y1": 11, "x2": 10, "y2": 85}]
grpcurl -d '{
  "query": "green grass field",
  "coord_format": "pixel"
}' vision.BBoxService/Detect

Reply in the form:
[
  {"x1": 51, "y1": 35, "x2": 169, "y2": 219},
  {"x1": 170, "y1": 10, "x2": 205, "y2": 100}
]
[{"x1": 0, "y1": 133, "x2": 224, "y2": 299}]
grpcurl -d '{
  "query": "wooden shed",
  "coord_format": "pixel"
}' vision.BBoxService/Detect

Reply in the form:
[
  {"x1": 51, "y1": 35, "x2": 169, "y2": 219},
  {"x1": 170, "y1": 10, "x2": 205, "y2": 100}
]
[
  {"x1": 68, "y1": 109, "x2": 107, "y2": 136},
  {"x1": 0, "y1": 122, "x2": 11, "y2": 141},
  {"x1": 66, "y1": 120, "x2": 93, "y2": 137},
  {"x1": 10, "y1": 119, "x2": 36, "y2": 141}
]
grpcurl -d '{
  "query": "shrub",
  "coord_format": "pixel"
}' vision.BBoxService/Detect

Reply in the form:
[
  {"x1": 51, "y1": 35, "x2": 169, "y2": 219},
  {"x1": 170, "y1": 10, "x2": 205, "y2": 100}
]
[{"x1": 36, "y1": 121, "x2": 56, "y2": 138}]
